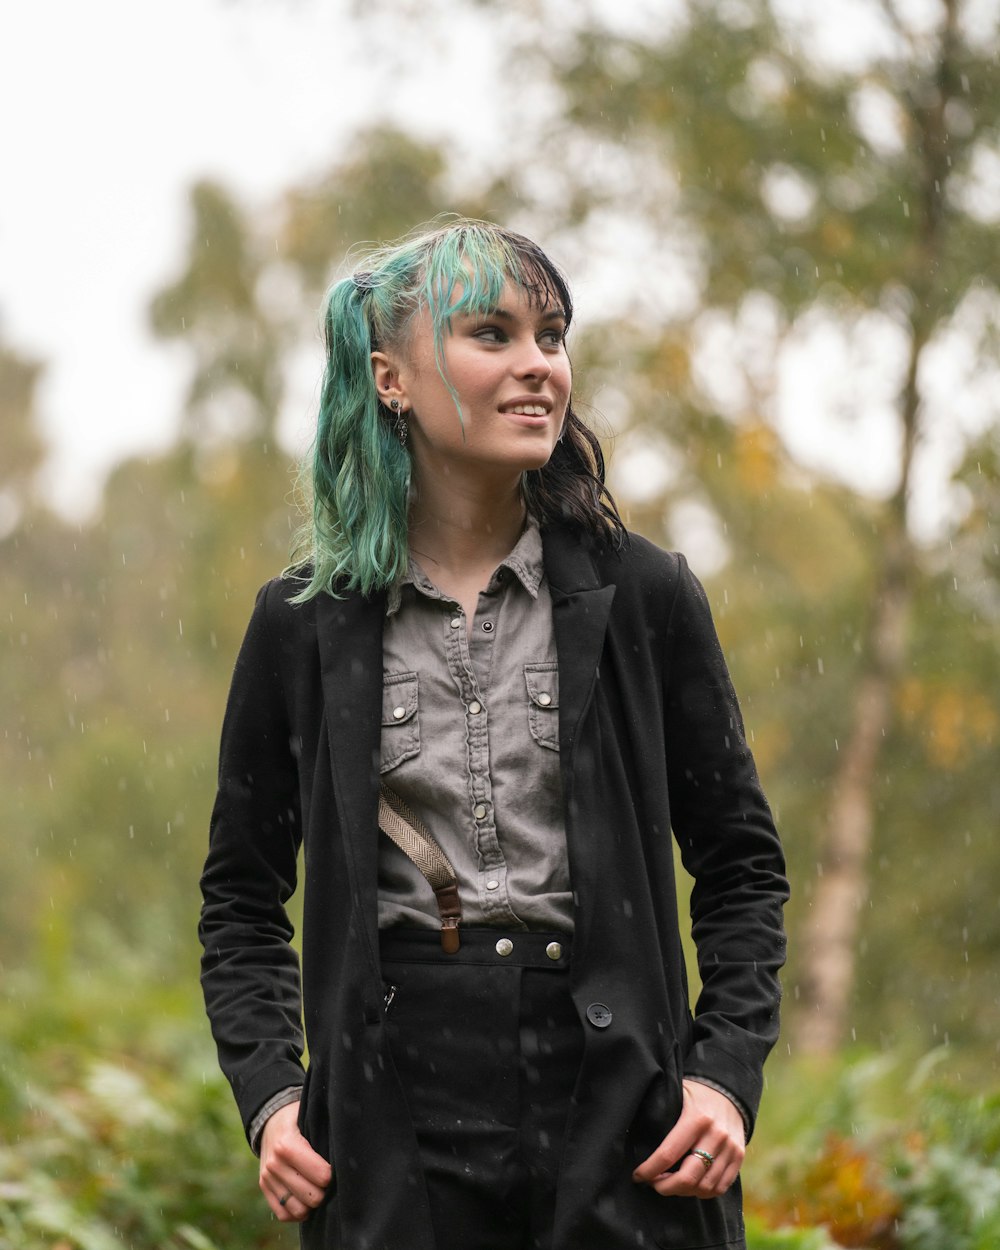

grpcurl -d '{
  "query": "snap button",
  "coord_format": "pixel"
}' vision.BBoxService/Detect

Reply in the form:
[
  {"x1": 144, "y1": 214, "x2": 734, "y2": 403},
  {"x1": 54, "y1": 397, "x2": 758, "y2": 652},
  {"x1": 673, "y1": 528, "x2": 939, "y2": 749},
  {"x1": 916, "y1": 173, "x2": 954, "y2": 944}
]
[
  {"x1": 450, "y1": 617, "x2": 462, "y2": 629},
  {"x1": 586, "y1": 1002, "x2": 613, "y2": 1029},
  {"x1": 473, "y1": 803, "x2": 488, "y2": 819},
  {"x1": 537, "y1": 691, "x2": 552, "y2": 706},
  {"x1": 486, "y1": 879, "x2": 499, "y2": 890},
  {"x1": 392, "y1": 705, "x2": 407, "y2": 720},
  {"x1": 468, "y1": 701, "x2": 482, "y2": 715},
  {"x1": 545, "y1": 941, "x2": 562, "y2": 961},
  {"x1": 482, "y1": 620, "x2": 494, "y2": 632},
  {"x1": 495, "y1": 938, "x2": 513, "y2": 957}
]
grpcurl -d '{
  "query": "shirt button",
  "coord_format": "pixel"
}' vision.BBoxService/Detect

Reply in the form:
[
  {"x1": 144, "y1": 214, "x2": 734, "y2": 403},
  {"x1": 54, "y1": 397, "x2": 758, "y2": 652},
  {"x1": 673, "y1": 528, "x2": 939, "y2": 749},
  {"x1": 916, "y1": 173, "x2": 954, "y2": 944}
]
[
  {"x1": 482, "y1": 621, "x2": 494, "y2": 632},
  {"x1": 392, "y1": 705, "x2": 406, "y2": 720},
  {"x1": 537, "y1": 692, "x2": 552, "y2": 706},
  {"x1": 586, "y1": 1003, "x2": 613, "y2": 1029},
  {"x1": 468, "y1": 701, "x2": 482, "y2": 715},
  {"x1": 486, "y1": 879, "x2": 499, "y2": 891},
  {"x1": 450, "y1": 616, "x2": 462, "y2": 629},
  {"x1": 473, "y1": 803, "x2": 488, "y2": 819},
  {"x1": 545, "y1": 941, "x2": 563, "y2": 961},
  {"x1": 495, "y1": 938, "x2": 514, "y2": 957}
]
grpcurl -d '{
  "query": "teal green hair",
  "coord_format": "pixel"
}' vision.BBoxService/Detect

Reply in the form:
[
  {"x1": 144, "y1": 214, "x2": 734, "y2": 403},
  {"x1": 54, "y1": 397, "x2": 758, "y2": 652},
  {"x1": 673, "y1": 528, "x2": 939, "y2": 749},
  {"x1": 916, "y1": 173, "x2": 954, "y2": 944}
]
[{"x1": 286, "y1": 217, "x2": 620, "y2": 601}]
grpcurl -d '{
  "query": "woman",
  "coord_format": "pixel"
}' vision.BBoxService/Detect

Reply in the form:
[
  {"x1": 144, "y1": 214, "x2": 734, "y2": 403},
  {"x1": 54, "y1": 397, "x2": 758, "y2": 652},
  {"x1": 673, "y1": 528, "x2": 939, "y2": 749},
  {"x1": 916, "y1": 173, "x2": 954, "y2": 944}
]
[{"x1": 199, "y1": 219, "x2": 788, "y2": 1250}]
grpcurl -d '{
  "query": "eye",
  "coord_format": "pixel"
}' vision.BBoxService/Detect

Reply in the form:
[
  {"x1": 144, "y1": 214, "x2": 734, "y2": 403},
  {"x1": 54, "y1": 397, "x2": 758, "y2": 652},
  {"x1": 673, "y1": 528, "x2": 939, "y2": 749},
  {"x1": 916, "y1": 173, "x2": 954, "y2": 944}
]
[
  {"x1": 473, "y1": 324, "x2": 507, "y2": 344},
  {"x1": 540, "y1": 328, "x2": 566, "y2": 347}
]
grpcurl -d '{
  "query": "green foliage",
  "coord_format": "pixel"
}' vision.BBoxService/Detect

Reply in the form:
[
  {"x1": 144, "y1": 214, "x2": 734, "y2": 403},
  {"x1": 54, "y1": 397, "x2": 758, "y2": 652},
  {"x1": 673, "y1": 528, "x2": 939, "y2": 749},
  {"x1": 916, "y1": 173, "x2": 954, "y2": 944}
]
[
  {"x1": 746, "y1": 1218, "x2": 840, "y2": 1250},
  {"x1": 0, "y1": 974, "x2": 295, "y2": 1250},
  {"x1": 4, "y1": 968, "x2": 998, "y2": 1250},
  {"x1": 891, "y1": 1090, "x2": 1000, "y2": 1250},
  {"x1": 745, "y1": 1050, "x2": 1000, "y2": 1249}
]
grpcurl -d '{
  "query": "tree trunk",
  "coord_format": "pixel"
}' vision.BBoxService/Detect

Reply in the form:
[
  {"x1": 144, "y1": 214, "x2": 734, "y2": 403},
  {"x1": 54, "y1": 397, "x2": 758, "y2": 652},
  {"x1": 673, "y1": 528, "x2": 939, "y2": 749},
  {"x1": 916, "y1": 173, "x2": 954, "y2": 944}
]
[
  {"x1": 791, "y1": 0, "x2": 957, "y2": 1056},
  {"x1": 793, "y1": 531, "x2": 912, "y2": 1055}
]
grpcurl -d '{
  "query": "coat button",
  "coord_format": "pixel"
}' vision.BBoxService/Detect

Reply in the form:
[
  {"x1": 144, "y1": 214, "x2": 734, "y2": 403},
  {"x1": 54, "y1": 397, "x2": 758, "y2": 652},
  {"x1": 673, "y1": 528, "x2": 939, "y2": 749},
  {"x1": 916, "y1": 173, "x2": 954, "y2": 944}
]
[
  {"x1": 468, "y1": 701, "x2": 482, "y2": 715},
  {"x1": 586, "y1": 1002, "x2": 613, "y2": 1028},
  {"x1": 495, "y1": 938, "x2": 513, "y2": 957},
  {"x1": 545, "y1": 941, "x2": 562, "y2": 961},
  {"x1": 392, "y1": 705, "x2": 406, "y2": 720},
  {"x1": 537, "y1": 691, "x2": 552, "y2": 706},
  {"x1": 473, "y1": 803, "x2": 488, "y2": 819}
]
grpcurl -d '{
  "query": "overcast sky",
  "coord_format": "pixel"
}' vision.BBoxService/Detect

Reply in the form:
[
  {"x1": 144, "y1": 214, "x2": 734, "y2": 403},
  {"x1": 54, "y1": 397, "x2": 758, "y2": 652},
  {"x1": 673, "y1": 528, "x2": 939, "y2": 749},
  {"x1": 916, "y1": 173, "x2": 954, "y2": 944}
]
[
  {"x1": 0, "y1": 0, "x2": 513, "y2": 516},
  {"x1": 1, "y1": 0, "x2": 996, "y2": 539}
]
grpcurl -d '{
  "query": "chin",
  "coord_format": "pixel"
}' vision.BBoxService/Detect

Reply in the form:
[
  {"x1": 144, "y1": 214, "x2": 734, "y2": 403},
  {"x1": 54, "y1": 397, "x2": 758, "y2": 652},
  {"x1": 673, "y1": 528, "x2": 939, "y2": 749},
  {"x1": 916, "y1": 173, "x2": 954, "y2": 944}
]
[{"x1": 510, "y1": 447, "x2": 557, "y2": 474}]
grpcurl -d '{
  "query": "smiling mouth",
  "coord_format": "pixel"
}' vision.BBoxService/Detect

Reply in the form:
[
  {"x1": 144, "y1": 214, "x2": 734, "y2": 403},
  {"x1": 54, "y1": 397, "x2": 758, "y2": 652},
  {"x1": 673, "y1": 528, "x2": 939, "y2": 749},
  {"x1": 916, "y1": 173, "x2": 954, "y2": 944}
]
[{"x1": 501, "y1": 403, "x2": 550, "y2": 416}]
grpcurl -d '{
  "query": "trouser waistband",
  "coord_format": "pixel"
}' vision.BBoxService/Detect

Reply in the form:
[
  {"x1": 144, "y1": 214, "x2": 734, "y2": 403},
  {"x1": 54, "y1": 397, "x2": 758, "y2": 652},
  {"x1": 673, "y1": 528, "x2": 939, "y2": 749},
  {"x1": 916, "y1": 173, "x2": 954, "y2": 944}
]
[{"x1": 379, "y1": 927, "x2": 572, "y2": 969}]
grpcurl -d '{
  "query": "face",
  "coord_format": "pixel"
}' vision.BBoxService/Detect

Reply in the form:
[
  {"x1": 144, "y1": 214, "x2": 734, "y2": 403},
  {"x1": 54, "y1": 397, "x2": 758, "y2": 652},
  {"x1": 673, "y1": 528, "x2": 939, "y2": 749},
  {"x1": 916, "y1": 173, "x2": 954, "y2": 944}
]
[{"x1": 374, "y1": 278, "x2": 572, "y2": 487}]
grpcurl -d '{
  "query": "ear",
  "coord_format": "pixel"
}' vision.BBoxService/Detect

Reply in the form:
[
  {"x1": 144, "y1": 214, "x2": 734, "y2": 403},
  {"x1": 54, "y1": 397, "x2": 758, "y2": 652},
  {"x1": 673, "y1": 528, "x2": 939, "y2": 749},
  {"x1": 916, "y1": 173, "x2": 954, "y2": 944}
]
[{"x1": 371, "y1": 350, "x2": 407, "y2": 412}]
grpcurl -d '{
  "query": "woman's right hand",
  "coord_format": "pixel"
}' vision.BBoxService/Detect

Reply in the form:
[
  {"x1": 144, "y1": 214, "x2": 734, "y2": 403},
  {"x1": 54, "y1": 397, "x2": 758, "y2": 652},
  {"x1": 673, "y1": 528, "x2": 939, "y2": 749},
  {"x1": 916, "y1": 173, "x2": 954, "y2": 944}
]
[{"x1": 259, "y1": 1100, "x2": 333, "y2": 1222}]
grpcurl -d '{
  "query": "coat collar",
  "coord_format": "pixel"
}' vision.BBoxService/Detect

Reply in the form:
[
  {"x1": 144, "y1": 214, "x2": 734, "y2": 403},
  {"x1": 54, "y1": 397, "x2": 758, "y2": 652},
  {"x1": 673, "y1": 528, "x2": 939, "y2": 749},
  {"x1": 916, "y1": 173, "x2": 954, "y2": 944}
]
[
  {"x1": 542, "y1": 525, "x2": 617, "y2": 752},
  {"x1": 315, "y1": 587, "x2": 386, "y2": 955}
]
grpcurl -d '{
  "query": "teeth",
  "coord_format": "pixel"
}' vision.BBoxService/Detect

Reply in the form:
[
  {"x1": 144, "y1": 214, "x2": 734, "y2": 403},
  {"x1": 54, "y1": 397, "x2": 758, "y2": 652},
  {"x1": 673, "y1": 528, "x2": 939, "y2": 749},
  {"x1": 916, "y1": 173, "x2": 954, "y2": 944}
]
[{"x1": 509, "y1": 404, "x2": 547, "y2": 416}]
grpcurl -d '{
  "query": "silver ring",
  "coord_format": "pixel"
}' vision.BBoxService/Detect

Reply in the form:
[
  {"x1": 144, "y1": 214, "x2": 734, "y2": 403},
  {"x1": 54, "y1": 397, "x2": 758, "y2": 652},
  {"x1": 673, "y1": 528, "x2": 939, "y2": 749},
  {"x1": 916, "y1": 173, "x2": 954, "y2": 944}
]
[
  {"x1": 691, "y1": 1148, "x2": 714, "y2": 1170},
  {"x1": 278, "y1": 1191, "x2": 292, "y2": 1207}
]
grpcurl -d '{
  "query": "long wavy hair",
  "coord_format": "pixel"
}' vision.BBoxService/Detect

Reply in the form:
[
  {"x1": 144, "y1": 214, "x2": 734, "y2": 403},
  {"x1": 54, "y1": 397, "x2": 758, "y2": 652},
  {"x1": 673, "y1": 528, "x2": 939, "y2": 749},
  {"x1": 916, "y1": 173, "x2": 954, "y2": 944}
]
[{"x1": 287, "y1": 217, "x2": 623, "y2": 601}]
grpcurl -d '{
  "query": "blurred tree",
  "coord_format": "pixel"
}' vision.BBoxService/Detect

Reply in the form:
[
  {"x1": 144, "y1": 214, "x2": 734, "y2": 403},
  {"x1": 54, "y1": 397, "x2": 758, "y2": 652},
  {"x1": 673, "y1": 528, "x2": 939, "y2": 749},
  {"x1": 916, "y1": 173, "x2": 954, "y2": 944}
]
[
  {"x1": 150, "y1": 180, "x2": 286, "y2": 446},
  {"x1": 479, "y1": 0, "x2": 1000, "y2": 1055},
  {"x1": 0, "y1": 342, "x2": 45, "y2": 532},
  {"x1": 279, "y1": 125, "x2": 454, "y2": 297},
  {"x1": 0, "y1": 125, "x2": 472, "y2": 974}
]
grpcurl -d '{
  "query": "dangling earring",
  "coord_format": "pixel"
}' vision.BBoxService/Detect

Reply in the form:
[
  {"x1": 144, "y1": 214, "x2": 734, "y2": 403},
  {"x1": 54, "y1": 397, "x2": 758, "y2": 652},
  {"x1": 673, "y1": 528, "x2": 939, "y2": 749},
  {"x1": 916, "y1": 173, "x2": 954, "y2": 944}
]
[{"x1": 390, "y1": 397, "x2": 408, "y2": 448}]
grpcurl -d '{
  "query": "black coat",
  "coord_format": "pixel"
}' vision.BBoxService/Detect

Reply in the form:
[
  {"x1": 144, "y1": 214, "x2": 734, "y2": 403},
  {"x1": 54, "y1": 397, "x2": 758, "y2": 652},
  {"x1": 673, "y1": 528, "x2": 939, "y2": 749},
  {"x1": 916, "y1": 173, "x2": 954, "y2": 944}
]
[{"x1": 199, "y1": 525, "x2": 788, "y2": 1250}]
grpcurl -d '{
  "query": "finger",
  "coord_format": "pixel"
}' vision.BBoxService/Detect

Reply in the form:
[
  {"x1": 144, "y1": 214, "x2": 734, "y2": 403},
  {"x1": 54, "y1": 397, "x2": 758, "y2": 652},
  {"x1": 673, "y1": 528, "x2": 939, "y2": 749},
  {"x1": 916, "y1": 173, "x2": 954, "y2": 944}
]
[
  {"x1": 262, "y1": 1160, "x2": 329, "y2": 1210},
  {"x1": 265, "y1": 1123, "x2": 333, "y2": 1189},
  {"x1": 653, "y1": 1147, "x2": 738, "y2": 1200},
  {"x1": 277, "y1": 1137, "x2": 333, "y2": 1190},
  {"x1": 717, "y1": 1152, "x2": 743, "y2": 1194},
  {"x1": 633, "y1": 1110, "x2": 710, "y2": 1182},
  {"x1": 262, "y1": 1178, "x2": 310, "y2": 1223},
  {"x1": 650, "y1": 1151, "x2": 716, "y2": 1198}
]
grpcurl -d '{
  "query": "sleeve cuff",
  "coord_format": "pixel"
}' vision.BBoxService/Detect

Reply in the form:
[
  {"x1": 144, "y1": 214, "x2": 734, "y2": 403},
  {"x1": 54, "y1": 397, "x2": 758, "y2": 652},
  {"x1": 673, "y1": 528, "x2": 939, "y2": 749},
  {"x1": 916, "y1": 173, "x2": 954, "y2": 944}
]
[{"x1": 248, "y1": 1085, "x2": 304, "y2": 1156}]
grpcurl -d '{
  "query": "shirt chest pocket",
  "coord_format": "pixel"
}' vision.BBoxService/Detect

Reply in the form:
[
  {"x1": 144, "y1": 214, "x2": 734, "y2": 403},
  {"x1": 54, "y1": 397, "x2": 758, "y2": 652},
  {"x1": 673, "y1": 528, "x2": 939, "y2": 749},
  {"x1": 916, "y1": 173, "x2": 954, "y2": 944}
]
[
  {"x1": 524, "y1": 663, "x2": 559, "y2": 752},
  {"x1": 381, "y1": 671, "x2": 420, "y2": 774}
]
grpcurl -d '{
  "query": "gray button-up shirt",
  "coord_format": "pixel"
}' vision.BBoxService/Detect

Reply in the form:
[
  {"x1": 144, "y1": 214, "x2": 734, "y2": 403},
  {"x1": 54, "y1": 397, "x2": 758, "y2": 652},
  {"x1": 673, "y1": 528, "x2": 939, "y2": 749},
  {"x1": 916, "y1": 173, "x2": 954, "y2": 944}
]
[{"x1": 378, "y1": 520, "x2": 573, "y2": 934}]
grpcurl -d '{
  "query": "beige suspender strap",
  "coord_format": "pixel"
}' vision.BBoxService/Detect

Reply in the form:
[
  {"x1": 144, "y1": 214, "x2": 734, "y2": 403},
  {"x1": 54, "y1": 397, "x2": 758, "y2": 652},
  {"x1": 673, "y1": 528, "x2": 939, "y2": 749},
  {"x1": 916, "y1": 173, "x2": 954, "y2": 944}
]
[{"x1": 377, "y1": 784, "x2": 462, "y2": 953}]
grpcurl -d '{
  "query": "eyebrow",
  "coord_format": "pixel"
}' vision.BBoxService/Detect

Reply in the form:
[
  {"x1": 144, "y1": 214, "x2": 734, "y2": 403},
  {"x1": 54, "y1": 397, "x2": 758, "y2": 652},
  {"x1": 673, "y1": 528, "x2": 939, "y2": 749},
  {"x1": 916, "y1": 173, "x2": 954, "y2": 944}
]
[{"x1": 479, "y1": 306, "x2": 567, "y2": 323}]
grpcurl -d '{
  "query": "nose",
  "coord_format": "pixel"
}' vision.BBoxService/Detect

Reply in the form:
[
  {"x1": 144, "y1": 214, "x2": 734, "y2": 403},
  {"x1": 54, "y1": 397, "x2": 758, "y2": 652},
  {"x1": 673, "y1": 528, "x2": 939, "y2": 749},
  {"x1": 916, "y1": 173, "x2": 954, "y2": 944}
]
[{"x1": 514, "y1": 337, "x2": 552, "y2": 382}]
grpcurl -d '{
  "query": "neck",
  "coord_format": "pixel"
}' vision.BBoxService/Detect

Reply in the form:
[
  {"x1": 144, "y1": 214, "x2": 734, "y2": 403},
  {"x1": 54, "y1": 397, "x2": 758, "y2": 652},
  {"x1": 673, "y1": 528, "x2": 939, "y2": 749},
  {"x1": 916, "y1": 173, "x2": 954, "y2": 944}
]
[{"x1": 408, "y1": 469, "x2": 527, "y2": 579}]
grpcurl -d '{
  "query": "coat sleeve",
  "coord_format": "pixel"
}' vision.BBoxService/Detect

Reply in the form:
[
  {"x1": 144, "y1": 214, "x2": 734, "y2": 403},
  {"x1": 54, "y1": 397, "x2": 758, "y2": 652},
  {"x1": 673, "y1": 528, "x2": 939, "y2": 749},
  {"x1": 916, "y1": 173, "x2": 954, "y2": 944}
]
[
  {"x1": 662, "y1": 555, "x2": 788, "y2": 1134},
  {"x1": 198, "y1": 581, "x2": 306, "y2": 1144}
]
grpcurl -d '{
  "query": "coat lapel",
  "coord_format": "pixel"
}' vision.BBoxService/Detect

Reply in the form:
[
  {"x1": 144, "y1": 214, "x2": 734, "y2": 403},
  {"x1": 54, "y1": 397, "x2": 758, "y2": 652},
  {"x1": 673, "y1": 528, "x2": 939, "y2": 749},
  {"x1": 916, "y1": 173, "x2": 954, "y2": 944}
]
[
  {"x1": 315, "y1": 588, "x2": 385, "y2": 949},
  {"x1": 543, "y1": 526, "x2": 617, "y2": 752}
]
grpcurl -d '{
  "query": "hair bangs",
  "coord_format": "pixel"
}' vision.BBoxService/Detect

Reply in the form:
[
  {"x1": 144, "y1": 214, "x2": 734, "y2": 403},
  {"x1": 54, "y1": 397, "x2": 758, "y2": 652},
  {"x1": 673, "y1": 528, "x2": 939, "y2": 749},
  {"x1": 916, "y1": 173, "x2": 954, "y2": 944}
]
[{"x1": 420, "y1": 224, "x2": 572, "y2": 335}]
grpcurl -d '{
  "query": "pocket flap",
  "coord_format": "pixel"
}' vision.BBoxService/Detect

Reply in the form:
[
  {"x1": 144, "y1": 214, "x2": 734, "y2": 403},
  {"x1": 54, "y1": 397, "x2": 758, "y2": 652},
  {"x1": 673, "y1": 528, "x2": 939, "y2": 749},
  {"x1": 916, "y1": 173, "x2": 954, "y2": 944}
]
[
  {"x1": 382, "y1": 672, "x2": 419, "y2": 726},
  {"x1": 524, "y1": 663, "x2": 559, "y2": 710}
]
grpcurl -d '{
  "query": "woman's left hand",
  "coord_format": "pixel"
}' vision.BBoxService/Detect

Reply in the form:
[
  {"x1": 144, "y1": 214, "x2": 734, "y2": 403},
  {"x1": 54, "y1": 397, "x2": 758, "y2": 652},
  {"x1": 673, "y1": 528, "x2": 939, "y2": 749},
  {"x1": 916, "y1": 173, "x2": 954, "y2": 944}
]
[{"x1": 632, "y1": 1079, "x2": 746, "y2": 1199}]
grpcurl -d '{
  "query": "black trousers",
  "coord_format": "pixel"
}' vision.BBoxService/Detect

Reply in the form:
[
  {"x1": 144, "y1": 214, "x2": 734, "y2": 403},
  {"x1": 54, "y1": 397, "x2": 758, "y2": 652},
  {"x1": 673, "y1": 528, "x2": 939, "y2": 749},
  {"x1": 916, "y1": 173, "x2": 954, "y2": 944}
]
[{"x1": 379, "y1": 929, "x2": 584, "y2": 1250}]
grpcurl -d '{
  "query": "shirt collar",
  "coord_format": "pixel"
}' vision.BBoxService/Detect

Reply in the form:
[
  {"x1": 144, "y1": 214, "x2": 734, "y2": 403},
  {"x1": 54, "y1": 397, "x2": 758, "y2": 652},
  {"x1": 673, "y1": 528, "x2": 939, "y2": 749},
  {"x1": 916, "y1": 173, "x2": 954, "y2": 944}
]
[{"x1": 385, "y1": 518, "x2": 544, "y2": 617}]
